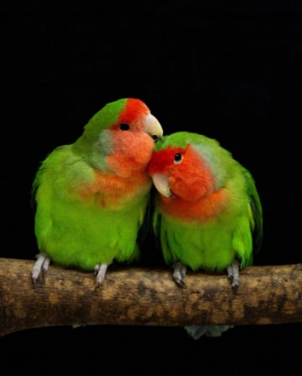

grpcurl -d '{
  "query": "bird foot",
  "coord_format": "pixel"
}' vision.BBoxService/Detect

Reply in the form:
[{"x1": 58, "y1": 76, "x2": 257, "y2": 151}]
[
  {"x1": 227, "y1": 260, "x2": 240, "y2": 291},
  {"x1": 173, "y1": 262, "x2": 187, "y2": 288},
  {"x1": 94, "y1": 263, "x2": 110, "y2": 286},
  {"x1": 32, "y1": 253, "x2": 51, "y2": 285}
]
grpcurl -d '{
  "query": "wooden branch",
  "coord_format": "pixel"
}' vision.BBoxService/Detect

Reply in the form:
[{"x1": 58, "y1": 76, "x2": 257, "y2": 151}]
[{"x1": 0, "y1": 257, "x2": 302, "y2": 337}]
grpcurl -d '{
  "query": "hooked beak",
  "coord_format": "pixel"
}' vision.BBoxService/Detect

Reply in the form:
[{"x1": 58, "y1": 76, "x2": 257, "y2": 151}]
[
  {"x1": 152, "y1": 173, "x2": 174, "y2": 198},
  {"x1": 143, "y1": 114, "x2": 163, "y2": 141}
]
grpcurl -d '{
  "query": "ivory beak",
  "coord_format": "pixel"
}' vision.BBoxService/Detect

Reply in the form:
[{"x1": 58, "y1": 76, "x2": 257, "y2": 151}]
[
  {"x1": 152, "y1": 173, "x2": 173, "y2": 198},
  {"x1": 143, "y1": 114, "x2": 163, "y2": 141}
]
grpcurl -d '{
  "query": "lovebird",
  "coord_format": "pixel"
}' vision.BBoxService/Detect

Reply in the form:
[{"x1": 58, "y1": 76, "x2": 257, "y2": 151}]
[
  {"x1": 32, "y1": 98, "x2": 163, "y2": 286},
  {"x1": 147, "y1": 131, "x2": 262, "y2": 339},
  {"x1": 147, "y1": 131, "x2": 263, "y2": 289}
]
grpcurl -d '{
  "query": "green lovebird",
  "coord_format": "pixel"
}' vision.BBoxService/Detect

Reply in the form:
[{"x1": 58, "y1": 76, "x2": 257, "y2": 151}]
[
  {"x1": 32, "y1": 98, "x2": 163, "y2": 286},
  {"x1": 147, "y1": 131, "x2": 263, "y2": 288},
  {"x1": 147, "y1": 131, "x2": 262, "y2": 338}
]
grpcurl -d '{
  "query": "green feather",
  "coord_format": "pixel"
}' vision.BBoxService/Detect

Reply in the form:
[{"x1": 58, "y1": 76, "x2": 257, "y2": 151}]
[
  {"x1": 150, "y1": 131, "x2": 263, "y2": 339},
  {"x1": 33, "y1": 145, "x2": 148, "y2": 269},
  {"x1": 32, "y1": 99, "x2": 152, "y2": 272},
  {"x1": 75, "y1": 98, "x2": 126, "y2": 147},
  {"x1": 73, "y1": 98, "x2": 127, "y2": 172},
  {"x1": 152, "y1": 131, "x2": 263, "y2": 272}
]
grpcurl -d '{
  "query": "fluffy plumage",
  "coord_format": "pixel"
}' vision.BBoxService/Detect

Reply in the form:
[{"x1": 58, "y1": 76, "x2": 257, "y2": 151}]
[
  {"x1": 32, "y1": 98, "x2": 163, "y2": 285},
  {"x1": 147, "y1": 131, "x2": 262, "y2": 285},
  {"x1": 147, "y1": 131, "x2": 262, "y2": 339}
]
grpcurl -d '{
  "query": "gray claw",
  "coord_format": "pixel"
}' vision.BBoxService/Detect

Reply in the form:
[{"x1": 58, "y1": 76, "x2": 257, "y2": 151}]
[
  {"x1": 94, "y1": 263, "x2": 109, "y2": 286},
  {"x1": 173, "y1": 262, "x2": 187, "y2": 288},
  {"x1": 32, "y1": 253, "x2": 51, "y2": 285},
  {"x1": 227, "y1": 260, "x2": 240, "y2": 291}
]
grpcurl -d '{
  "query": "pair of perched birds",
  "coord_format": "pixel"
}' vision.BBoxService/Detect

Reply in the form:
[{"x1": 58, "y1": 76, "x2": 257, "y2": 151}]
[{"x1": 32, "y1": 98, "x2": 263, "y2": 293}]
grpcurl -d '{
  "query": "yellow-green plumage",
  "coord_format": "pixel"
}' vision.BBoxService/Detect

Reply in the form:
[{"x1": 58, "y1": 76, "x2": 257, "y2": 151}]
[
  {"x1": 33, "y1": 146, "x2": 148, "y2": 269},
  {"x1": 32, "y1": 98, "x2": 163, "y2": 284},
  {"x1": 147, "y1": 131, "x2": 262, "y2": 285},
  {"x1": 156, "y1": 207, "x2": 254, "y2": 271},
  {"x1": 148, "y1": 131, "x2": 262, "y2": 339}
]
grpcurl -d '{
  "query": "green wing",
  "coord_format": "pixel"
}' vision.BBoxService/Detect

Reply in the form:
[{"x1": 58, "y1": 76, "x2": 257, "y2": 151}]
[
  {"x1": 244, "y1": 170, "x2": 263, "y2": 253},
  {"x1": 151, "y1": 190, "x2": 176, "y2": 266}
]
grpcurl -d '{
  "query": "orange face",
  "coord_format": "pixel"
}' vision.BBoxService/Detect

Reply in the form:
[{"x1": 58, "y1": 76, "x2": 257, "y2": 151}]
[
  {"x1": 147, "y1": 143, "x2": 230, "y2": 221},
  {"x1": 75, "y1": 98, "x2": 162, "y2": 177},
  {"x1": 148, "y1": 144, "x2": 215, "y2": 201},
  {"x1": 106, "y1": 99, "x2": 160, "y2": 177}
]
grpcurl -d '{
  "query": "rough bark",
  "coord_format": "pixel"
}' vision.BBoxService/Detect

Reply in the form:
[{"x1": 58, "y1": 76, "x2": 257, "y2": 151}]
[{"x1": 0, "y1": 257, "x2": 301, "y2": 337}]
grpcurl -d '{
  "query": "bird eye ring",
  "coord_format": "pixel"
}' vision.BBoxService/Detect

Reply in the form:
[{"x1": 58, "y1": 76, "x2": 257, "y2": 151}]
[
  {"x1": 174, "y1": 153, "x2": 183, "y2": 164},
  {"x1": 119, "y1": 123, "x2": 130, "y2": 131}
]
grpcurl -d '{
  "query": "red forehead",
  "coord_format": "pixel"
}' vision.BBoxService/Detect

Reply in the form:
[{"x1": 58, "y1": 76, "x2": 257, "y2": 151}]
[
  {"x1": 147, "y1": 146, "x2": 185, "y2": 174},
  {"x1": 119, "y1": 98, "x2": 150, "y2": 124}
]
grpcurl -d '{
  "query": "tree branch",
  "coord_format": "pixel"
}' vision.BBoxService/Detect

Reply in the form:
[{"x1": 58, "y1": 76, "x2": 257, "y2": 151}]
[{"x1": 0, "y1": 257, "x2": 301, "y2": 337}]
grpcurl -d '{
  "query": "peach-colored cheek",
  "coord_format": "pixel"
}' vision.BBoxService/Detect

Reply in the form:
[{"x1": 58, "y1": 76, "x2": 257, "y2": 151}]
[
  {"x1": 170, "y1": 175, "x2": 206, "y2": 201},
  {"x1": 106, "y1": 132, "x2": 155, "y2": 176},
  {"x1": 115, "y1": 132, "x2": 154, "y2": 163},
  {"x1": 133, "y1": 134, "x2": 154, "y2": 164}
]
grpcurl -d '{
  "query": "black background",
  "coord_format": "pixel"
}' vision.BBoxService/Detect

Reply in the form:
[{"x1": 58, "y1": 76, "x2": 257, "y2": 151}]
[{"x1": 1, "y1": 2, "x2": 302, "y2": 374}]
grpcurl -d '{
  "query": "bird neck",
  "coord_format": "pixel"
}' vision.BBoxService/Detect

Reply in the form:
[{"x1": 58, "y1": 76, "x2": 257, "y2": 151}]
[{"x1": 159, "y1": 189, "x2": 230, "y2": 222}]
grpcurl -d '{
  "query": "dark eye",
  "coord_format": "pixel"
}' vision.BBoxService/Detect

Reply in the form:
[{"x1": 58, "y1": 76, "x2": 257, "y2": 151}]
[
  {"x1": 119, "y1": 123, "x2": 130, "y2": 131},
  {"x1": 174, "y1": 153, "x2": 183, "y2": 164}
]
